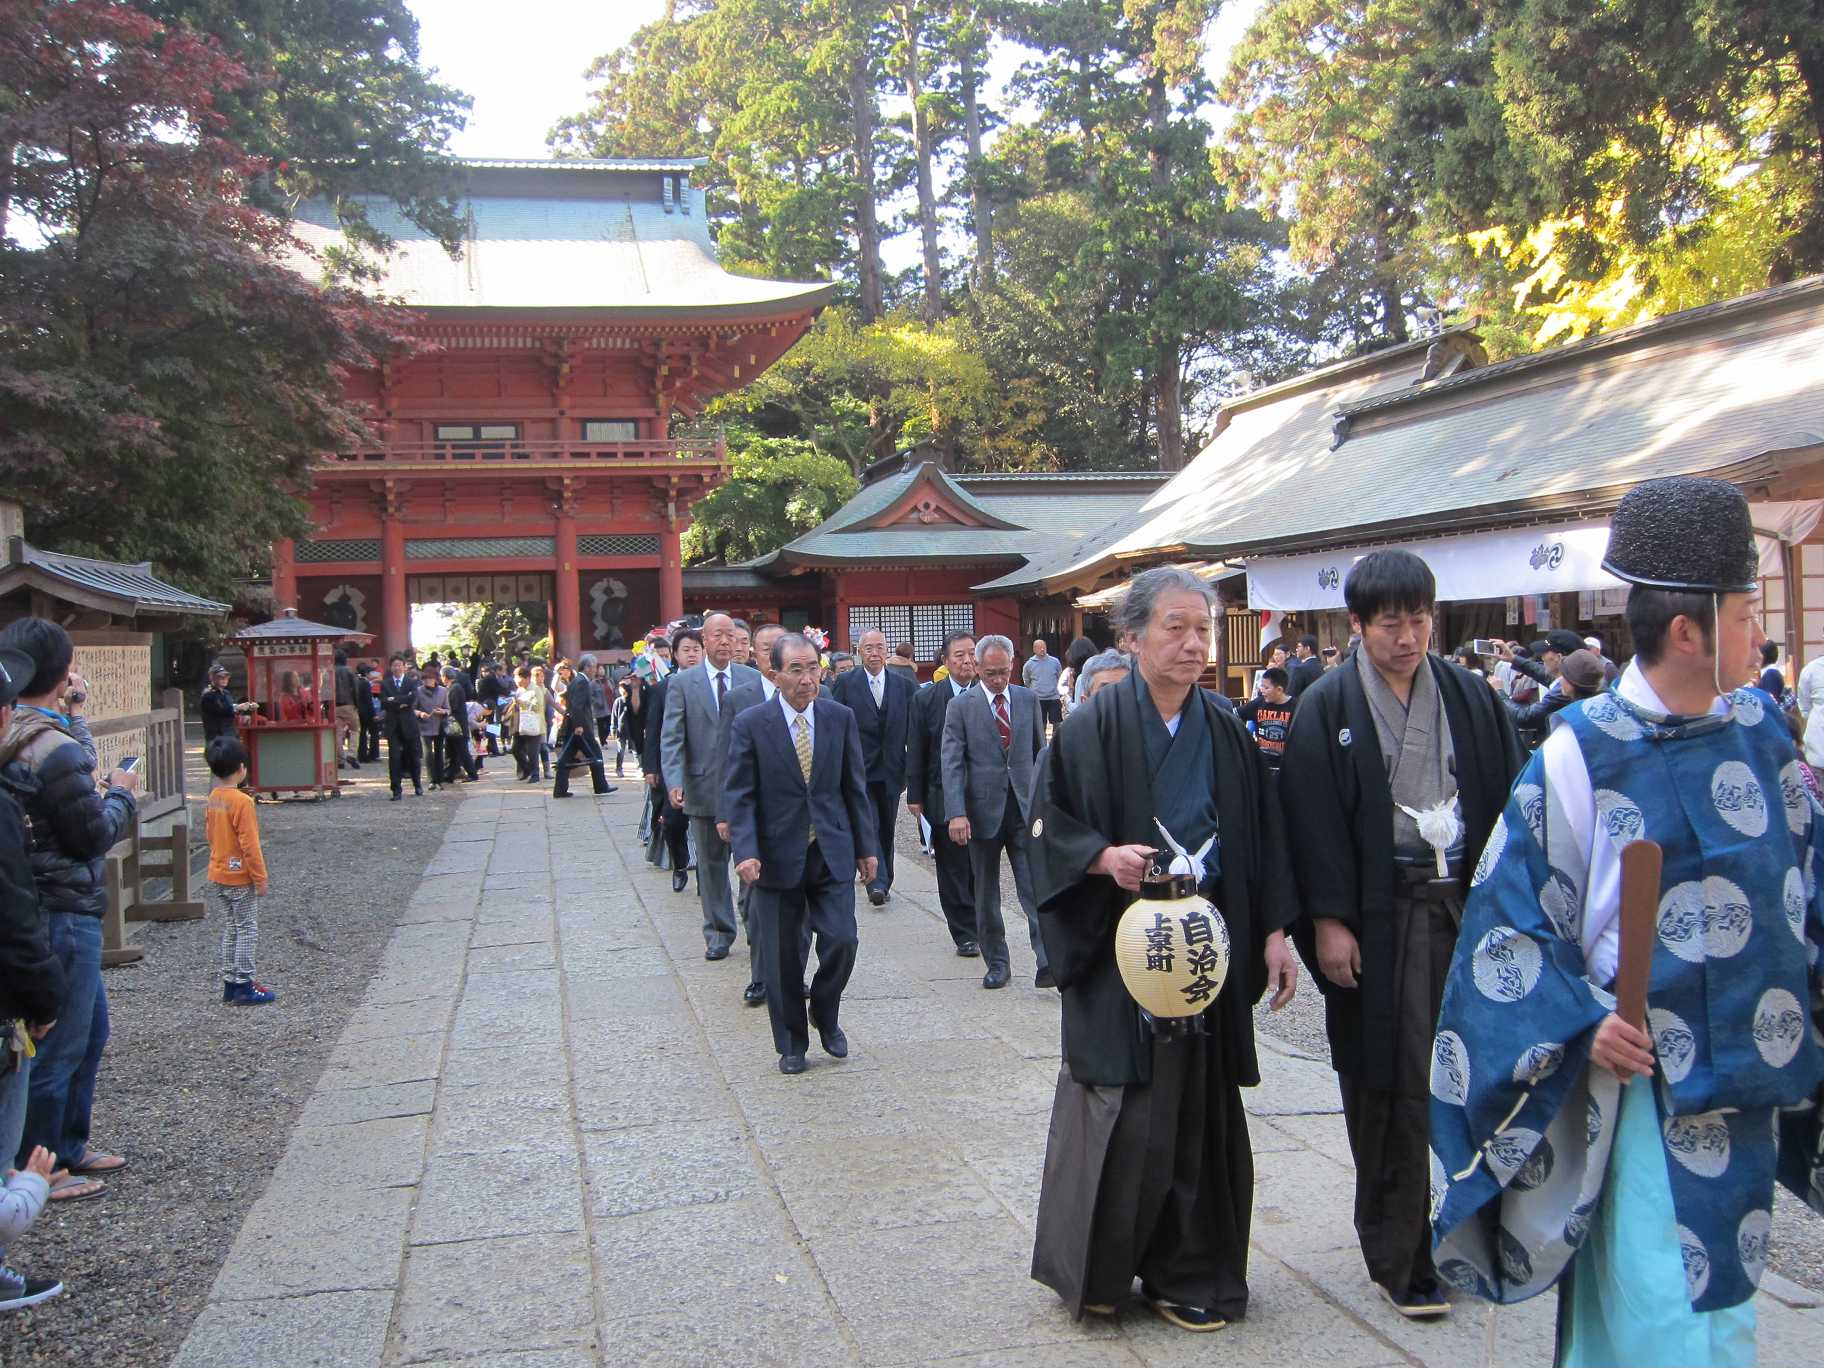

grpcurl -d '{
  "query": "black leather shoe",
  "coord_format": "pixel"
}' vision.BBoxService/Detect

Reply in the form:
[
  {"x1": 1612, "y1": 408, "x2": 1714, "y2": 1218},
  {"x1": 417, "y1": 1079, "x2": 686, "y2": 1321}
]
[
  {"x1": 390, "y1": 791, "x2": 402, "y2": 802},
  {"x1": 705, "y1": 945, "x2": 729, "y2": 961},
  {"x1": 779, "y1": 1053, "x2": 807, "y2": 1075},
  {"x1": 982, "y1": 967, "x2": 1009, "y2": 990},
  {"x1": 1035, "y1": 967, "x2": 1057, "y2": 989},
  {"x1": 956, "y1": 941, "x2": 980, "y2": 958},
  {"x1": 552, "y1": 791, "x2": 572, "y2": 799},
  {"x1": 742, "y1": 981, "x2": 767, "y2": 1006},
  {"x1": 672, "y1": 869, "x2": 689, "y2": 893},
  {"x1": 819, "y1": 1026, "x2": 849, "y2": 1059},
  {"x1": 867, "y1": 887, "x2": 888, "y2": 907},
  {"x1": 594, "y1": 784, "x2": 617, "y2": 795}
]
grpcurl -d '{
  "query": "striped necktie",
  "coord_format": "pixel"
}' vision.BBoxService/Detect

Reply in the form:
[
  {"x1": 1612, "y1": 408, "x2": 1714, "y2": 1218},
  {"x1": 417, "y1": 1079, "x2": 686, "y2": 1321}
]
[{"x1": 993, "y1": 693, "x2": 1012, "y2": 751}]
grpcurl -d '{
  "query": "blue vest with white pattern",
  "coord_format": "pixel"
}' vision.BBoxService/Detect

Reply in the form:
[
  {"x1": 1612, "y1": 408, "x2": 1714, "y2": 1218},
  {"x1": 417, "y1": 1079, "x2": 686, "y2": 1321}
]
[{"x1": 1562, "y1": 687, "x2": 1823, "y2": 1308}]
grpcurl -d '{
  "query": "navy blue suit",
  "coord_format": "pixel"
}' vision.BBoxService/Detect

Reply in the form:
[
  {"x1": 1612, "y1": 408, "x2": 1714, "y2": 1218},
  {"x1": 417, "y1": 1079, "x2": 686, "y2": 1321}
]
[
  {"x1": 831, "y1": 665, "x2": 914, "y2": 896},
  {"x1": 723, "y1": 696, "x2": 878, "y2": 1058}
]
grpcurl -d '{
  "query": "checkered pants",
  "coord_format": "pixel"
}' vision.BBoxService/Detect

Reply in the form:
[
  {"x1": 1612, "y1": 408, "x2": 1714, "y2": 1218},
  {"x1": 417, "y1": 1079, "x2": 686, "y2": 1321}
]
[{"x1": 212, "y1": 882, "x2": 259, "y2": 984}]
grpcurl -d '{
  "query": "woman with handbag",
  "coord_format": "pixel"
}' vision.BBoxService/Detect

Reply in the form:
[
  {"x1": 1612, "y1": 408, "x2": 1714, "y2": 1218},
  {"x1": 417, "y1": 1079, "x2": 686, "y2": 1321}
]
[{"x1": 509, "y1": 667, "x2": 548, "y2": 783}]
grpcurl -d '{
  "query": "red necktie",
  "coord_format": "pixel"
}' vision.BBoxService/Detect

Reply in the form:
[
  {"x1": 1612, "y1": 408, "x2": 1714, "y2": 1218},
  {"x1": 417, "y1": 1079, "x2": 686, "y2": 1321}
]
[{"x1": 993, "y1": 693, "x2": 1011, "y2": 751}]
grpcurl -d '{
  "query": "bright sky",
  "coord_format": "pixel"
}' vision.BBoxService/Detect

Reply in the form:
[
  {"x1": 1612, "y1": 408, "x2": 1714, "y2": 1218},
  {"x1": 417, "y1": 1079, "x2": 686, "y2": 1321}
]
[{"x1": 406, "y1": 0, "x2": 1263, "y2": 161}]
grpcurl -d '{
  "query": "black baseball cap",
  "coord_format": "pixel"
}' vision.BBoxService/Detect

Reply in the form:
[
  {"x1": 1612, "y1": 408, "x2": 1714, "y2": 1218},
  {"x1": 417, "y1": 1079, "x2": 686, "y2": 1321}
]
[{"x1": 0, "y1": 646, "x2": 35, "y2": 707}]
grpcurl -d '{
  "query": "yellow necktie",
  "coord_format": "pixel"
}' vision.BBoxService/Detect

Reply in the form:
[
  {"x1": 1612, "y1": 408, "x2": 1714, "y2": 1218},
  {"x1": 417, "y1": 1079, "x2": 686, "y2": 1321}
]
[
  {"x1": 794, "y1": 715, "x2": 813, "y2": 782},
  {"x1": 794, "y1": 715, "x2": 815, "y2": 844}
]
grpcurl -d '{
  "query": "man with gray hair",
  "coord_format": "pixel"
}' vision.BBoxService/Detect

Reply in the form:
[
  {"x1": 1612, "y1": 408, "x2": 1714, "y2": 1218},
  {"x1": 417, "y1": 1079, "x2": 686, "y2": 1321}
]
[
  {"x1": 941, "y1": 633, "x2": 1048, "y2": 989},
  {"x1": 663, "y1": 613, "x2": 761, "y2": 958},
  {"x1": 1078, "y1": 649, "x2": 1132, "y2": 699},
  {"x1": 1029, "y1": 565, "x2": 1298, "y2": 1331}
]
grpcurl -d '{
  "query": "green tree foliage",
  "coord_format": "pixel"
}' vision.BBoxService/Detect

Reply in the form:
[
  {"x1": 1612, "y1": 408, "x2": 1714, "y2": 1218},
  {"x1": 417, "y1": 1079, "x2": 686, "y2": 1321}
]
[
  {"x1": 421, "y1": 603, "x2": 536, "y2": 663},
  {"x1": 136, "y1": 0, "x2": 471, "y2": 266},
  {"x1": 1221, "y1": 0, "x2": 1824, "y2": 350},
  {"x1": 681, "y1": 432, "x2": 859, "y2": 563},
  {"x1": 0, "y1": 0, "x2": 420, "y2": 599},
  {"x1": 718, "y1": 305, "x2": 997, "y2": 470}
]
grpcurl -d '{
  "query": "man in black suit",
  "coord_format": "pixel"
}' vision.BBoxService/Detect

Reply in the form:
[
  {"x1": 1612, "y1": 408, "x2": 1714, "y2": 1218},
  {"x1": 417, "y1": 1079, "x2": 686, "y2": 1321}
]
[
  {"x1": 905, "y1": 630, "x2": 979, "y2": 956},
  {"x1": 643, "y1": 631, "x2": 698, "y2": 876},
  {"x1": 1287, "y1": 633, "x2": 1325, "y2": 700},
  {"x1": 830, "y1": 627, "x2": 915, "y2": 907},
  {"x1": 378, "y1": 654, "x2": 424, "y2": 800},
  {"x1": 553, "y1": 653, "x2": 614, "y2": 798},
  {"x1": 723, "y1": 633, "x2": 878, "y2": 1076}
]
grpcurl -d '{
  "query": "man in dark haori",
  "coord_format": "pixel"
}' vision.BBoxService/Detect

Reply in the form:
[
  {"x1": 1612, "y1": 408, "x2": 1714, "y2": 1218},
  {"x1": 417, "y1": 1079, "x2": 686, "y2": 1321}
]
[
  {"x1": 1030, "y1": 566, "x2": 1299, "y2": 1332},
  {"x1": 1277, "y1": 548, "x2": 1522, "y2": 1318}
]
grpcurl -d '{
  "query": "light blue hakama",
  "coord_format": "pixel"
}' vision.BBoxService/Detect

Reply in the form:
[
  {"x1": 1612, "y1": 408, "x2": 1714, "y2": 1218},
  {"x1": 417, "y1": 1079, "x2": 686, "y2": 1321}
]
[{"x1": 1558, "y1": 1077, "x2": 1757, "y2": 1368}]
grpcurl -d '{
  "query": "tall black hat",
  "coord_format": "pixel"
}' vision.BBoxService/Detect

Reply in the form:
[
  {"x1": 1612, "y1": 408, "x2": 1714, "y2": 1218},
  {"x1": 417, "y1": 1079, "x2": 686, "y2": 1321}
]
[{"x1": 1601, "y1": 476, "x2": 1758, "y2": 594}]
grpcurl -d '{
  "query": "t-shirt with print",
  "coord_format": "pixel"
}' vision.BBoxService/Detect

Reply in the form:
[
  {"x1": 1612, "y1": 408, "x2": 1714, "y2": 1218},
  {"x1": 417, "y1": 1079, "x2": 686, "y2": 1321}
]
[{"x1": 1236, "y1": 695, "x2": 1296, "y2": 770}]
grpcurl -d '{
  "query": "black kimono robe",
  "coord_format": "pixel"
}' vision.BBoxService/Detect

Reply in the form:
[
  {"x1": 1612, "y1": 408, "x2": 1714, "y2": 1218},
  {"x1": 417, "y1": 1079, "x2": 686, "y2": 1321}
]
[
  {"x1": 1031, "y1": 674, "x2": 1296, "y2": 1088},
  {"x1": 1277, "y1": 654, "x2": 1522, "y2": 1089},
  {"x1": 1028, "y1": 673, "x2": 1297, "y2": 1318}
]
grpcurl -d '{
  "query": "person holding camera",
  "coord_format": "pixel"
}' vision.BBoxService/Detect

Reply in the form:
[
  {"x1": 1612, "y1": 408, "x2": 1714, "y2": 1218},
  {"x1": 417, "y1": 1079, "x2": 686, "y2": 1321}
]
[{"x1": 0, "y1": 619, "x2": 138, "y2": 1202}]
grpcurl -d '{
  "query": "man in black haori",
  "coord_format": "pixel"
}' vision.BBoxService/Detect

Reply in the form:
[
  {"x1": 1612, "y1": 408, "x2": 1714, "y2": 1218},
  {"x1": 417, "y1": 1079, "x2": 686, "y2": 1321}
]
[
  {"x1": 1030, "y1": 565, "x2": 1299, "y2": 1332},
  {"x1": 1278, "y1": 548, "x2": 1522, "y2": 1319}
]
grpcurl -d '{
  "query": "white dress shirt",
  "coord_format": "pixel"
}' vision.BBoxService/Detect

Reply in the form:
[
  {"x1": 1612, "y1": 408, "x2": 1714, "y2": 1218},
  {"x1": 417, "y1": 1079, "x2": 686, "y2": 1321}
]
[
  {"x1": 779, "y1": 690, "x2": 814, "y2": 744},
  {"x1": 761, "y1": 677, "x2": 777, "y2": 703},
  {"x1": 1541, "y1": 662, "x2": 1730, "y2": 983},
  {"x1": 865, "y1": 665, "x2": 885, "y2": 707},
  {"x1": 705, "y1": 661, "x2": 731, "y2": 712}
]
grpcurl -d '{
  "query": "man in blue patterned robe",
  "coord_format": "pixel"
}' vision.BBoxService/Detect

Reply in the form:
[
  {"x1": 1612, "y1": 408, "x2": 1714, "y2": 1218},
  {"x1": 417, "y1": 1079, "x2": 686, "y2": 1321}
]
[{"x1": 1430, "y1": 477, "x2": 1824, "y2": 1366}]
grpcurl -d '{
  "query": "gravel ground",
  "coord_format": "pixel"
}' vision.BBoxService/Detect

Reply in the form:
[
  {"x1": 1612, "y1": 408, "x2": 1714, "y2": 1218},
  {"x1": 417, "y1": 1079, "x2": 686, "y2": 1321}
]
[
  {"x1": 3, "y1": 752, "x2": 457, "y2": 1366},
  {"x1": 890, "y1": 811, "x2": 1824, "y2": 1295}
]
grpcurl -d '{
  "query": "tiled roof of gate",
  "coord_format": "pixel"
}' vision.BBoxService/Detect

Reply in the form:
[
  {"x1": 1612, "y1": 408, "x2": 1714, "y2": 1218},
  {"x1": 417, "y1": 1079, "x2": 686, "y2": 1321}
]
[{"x1": 290, "y1": 163, "x2": 833, "y2": 317}]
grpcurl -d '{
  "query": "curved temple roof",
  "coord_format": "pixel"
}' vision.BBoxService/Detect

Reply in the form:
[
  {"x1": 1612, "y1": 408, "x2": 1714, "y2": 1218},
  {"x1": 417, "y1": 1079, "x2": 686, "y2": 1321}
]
[{"x1": 290, "y1": 160, "x2": 834, "y2": 320}]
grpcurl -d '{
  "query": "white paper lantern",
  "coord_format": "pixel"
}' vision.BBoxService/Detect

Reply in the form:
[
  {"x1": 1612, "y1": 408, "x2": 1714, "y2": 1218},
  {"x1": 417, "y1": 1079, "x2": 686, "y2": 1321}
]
[{"x1": 1114, "y1": 876, "x2": 1232, "y2": 1019}]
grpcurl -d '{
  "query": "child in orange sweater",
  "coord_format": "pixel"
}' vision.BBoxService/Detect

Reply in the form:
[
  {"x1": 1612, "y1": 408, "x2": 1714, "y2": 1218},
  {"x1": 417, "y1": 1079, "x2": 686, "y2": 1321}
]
[{"x1": 204, "y1": 738, "x2": 274, "y2": 1005}]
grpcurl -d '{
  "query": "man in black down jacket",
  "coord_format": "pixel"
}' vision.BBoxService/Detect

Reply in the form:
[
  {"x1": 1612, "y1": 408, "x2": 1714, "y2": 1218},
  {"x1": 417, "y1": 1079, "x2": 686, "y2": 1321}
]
[
  {"x1": 0, "y1": 641, "x2": 68, "y2": 1305},
  {"x1": 0, "y1": 619, "x2": 136, "y2": 1190}
]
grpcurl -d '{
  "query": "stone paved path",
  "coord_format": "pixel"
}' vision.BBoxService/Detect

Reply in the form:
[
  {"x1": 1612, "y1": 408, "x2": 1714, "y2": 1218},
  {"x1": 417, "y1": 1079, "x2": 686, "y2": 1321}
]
[{"x1": 172, "y1": 780, "x2": 1824, "y2": 1368}]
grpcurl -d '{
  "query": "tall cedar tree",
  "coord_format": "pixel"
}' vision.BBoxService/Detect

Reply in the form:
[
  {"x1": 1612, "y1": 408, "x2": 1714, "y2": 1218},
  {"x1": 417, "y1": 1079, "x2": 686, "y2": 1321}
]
[{"x1": 0, "y1": 1, "x2": 419, "y2": 599}]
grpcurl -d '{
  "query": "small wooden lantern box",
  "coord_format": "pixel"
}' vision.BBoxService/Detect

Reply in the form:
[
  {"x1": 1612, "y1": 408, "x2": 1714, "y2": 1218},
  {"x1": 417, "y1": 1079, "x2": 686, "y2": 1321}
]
[{"x1": 231, "y1": 610, "x2": 372, "y2": 799}]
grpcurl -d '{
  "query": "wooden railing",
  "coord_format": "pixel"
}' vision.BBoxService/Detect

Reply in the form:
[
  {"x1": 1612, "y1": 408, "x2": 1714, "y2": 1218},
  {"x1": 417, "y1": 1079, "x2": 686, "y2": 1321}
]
[
  {"x1": 324, "y1": 437, "x2": 727, "y2": 467},
  {"x1": 88, "y1": 689, "x2": 187, "y2": 823},
  {"x1": 91, "y1": 689, "x2": 200, "y2": 967}
]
